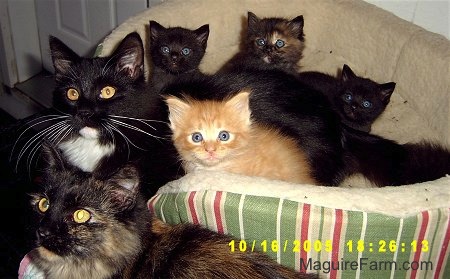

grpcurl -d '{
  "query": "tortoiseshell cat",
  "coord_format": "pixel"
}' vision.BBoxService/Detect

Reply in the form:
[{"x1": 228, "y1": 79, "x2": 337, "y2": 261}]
[
  {"x1": 149, "y1": 20, "x2": 209, "y2": 92},
  {"x1": 220, "y1": 11, "x2": 305, "y2": 74},
  {"x1": 27, "y1": 145, "x2": 317, "y2": 279},
  {"x1": 166, "y1": 91, "x2": 316, "y2": 184},
  {"x1": 298, "y1": 64, "x2": 396, "y2": 132},
  {"x1": 12, "y1": 32, "x2": 181, "y2": 197}
]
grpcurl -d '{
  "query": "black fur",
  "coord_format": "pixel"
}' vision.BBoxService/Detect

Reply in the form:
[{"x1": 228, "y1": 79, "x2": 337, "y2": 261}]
[
  {"x1": 163, "y1": 68, "x2": 450, "y2": 186},
  {"x1": 298, "y1": 65, "x2": 396, "y2": 132}
]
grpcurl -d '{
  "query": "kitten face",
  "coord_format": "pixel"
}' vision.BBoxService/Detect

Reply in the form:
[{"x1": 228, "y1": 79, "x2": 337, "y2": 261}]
[
  {"x1": 149, "y1": 20, "x2": 209, "y2": 75},
  {"x1": 336, "y1": 65, "x2": 395, "y2": 126},
  {"x1": 29, "y1": 146, "x2": 143, "y2": 278},
  {"x1": 246, "y1": 12, "x2": 304, "y2": 67},
  {"x1": 166, "y1": 92, "x2": 251, "y2": 169}
]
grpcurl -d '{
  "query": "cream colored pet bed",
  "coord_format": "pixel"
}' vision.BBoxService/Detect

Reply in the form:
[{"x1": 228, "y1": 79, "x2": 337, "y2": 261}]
[{"x1": 20, "y1": 0, "x2": 450, "y2": 278}]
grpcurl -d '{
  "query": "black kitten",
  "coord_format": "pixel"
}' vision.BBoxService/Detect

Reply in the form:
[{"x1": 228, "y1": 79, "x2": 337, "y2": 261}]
[
  {"x1": 220, "y1": 11, "x2": 305, "y2": 74},
  {"x1": 162, "y1": 68, "x2": 450, "y2": 187},
  {"x1": 28, "y1": 145, "x2": 317, "y2": 279},
  {"x1": 149, "y1": 20, "x2": 209, "y2": 92},
  {"x1": 13, "y1": 32, "x2": 181, "y2": 196},
  {"x1": 298, "y1": 64, "x2": 396, "y2": 132}
]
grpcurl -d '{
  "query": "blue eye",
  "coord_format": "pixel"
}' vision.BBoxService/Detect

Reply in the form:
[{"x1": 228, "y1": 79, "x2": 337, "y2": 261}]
[
  {"x1": 362, "y1": 100, "x2": 372, "y2": 108},
  {"x1": 344, "y1": 93, "x2": 352, "y2": 102},
  {"x1": 275, "y1": 39, "x2": 285, "y2": 48},
  {"x1": 256, "y1": 38, "x2": 266, "y2": 46},
  {"x1": 161, "y1": 46, "x2": 170, "y2": 54},
  {"x1": 191, "y1": 132, "x2": 203, "y2": 143},
  {"x1": 218, "y1": 131, "x2": 230, "y2": 141},
  {"x1": 181, "y1": 47, "x2": 191, "y2": 56}
]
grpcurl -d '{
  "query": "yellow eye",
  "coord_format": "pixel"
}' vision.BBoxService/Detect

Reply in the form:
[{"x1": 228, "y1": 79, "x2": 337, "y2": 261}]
[
  {"x1": 38, "y1": 198, "x2": 50, "y2": 213},
  {"x1": 73, "y1": 209, "x2": 91, "y2": 223},
  {"x1": 67, "y1": 88, "x2": 79, "y2": 101},
  {"x1": 100, "y1": 86, "x2": 116, "y2": 99}
]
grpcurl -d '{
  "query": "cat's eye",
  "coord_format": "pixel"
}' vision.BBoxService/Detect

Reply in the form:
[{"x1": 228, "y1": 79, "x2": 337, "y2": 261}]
[
  {"x1": 67, "y1": 88, "x2": 79, "y2": 101},
  {"x1": 191, "y1": 132, "x2": 203, "y2": 143},
  {"x1": 362, "y1": 100, "x2": 372, "y2": 108},
  {"x1": 343, "y1": 93, "x2": 353, "y2": 102},
  {"x1": 218, "y1": 131, "x2": 230, "y2": 141},
  {"x1": 256, "y1": 38, "x2": 266, "y2": 46},
  {"x1": 275, "y1": 39, "x2": 285, "y2": 48},
  {"x1": 181, "y1": 47, "x2": 191, "y2": 56},
  {"x1": 161, "y1": 46, "x2": 170, "y2": 54},
  {"x1": 37, "y1": 198, "x2": 50, "y2": 213},
  {"x1": 73, "y1": 209, "x2": 91, "y2": 223},
  {"x1": 100, "y1": 86, "x2": 116, "y2": 99}
]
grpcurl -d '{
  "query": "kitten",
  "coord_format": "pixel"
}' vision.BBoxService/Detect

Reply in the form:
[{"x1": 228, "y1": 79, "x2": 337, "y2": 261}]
[
  {"x1": 149, "y1": 20, "x2": 209, "y2": 92},
  {"x1": 220, "y1": 11, "x2": 305, "y2": 74},
  {"x1": 12, "y1": 32, "x2": 181, "y2": 196},
  {"x1": 162, "y1": 69, "x2": 450, "y2": 187},
  {"x1": 28, "y1": 145, "x2": 317, "y2": 279},
  {"x1": 298, "y1": 64, "x2": 396, "y2": 132},
  {"x1": 166, "y1": 91, "x2": 316, "y2": 184}
]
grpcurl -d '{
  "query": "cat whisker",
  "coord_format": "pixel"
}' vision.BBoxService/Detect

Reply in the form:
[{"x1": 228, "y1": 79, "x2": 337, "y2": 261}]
[
  {"x1": 101, "y1": 53, "x2": 121, "y2": 76},
  {"x1": 109, "y1": 115, "x2": 170, "y2": 126},
  {"x1": 102, "y1": 123, "x2": 116, "y2": 146},
  {"x1": 108, "y1": 119, "x2": 165, "y2": 140},
  {"x1": 107, "y1": 123, "x2": 147, "y2": 151},
  {"x1": 15, "y1": 121, "x2": 69, "y2": 172},
  {"x1": 105, "y1": 123, "x2": 132, "y2": 159},
  {"x1": 11, "y1": 115, "x2": 69, "y2": 160}
]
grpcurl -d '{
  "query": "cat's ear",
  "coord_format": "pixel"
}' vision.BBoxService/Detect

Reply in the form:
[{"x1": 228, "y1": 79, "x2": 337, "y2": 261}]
[
  {"x1": 194, "y1": 24, "x2": 210, "y2": 49},
  {"x1": 247, "y1": 11, "x2": 260, "y2": 28},
  {"x1": 289, "y1": 15, "x2": 305, "y2": 40},
  {"x1": 226, "y1": 91, "x2": 251, "y2": 125},
  {"x1": 379, "y1": 82, "x2": 396, "y2": 104},
  {"x1": 165, "y1": 96, "x2": 190, "y2": 130},
  {"x1": 49, "y1": 36, "x2": 79, "y2": 76},
  {"x1": 108, "y1": 165, "x2": 140, "y2": 210},
  {"x1": 149, "y1": 20, "x2": 165, "y2": 41},
  {"x1": 40, "y1": 141, "x2": 67, "y2": 171},
  {"x1": 111, "y1": 32, "x2": 144, "y2": 81},
  {"x1": 341, "y1": 64, "x2": 357, "y2": 82}
]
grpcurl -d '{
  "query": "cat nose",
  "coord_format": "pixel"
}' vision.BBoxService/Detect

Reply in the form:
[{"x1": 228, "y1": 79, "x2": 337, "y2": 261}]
[
  {"x1": 37, "y1": 227, "x2": 51, "y2": 239},
  {"x1": 78, "y1": 109, "x2": 94, "y2": 119},
  {"x1": 204, "y1": 143, "x2": 216, "y2": 152}
]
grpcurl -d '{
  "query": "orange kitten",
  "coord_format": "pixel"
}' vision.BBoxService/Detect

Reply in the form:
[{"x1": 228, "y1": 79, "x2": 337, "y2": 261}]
[{"x1": 165, "y1": 92, "x2": 317, "y2": 184}]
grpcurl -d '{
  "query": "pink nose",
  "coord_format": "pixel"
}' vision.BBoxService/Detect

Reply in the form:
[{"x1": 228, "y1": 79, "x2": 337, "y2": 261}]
[{"x1": 204, "y1": 142, "x2": 216, "y2": 152}]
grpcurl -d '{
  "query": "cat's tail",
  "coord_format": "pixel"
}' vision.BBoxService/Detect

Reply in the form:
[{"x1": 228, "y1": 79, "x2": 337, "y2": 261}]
[{"x1": 343, "y1": 127, "x2": 450, "y2": 186}]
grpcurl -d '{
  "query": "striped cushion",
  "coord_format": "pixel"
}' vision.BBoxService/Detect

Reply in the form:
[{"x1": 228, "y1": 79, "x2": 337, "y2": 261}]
[{"x1": 149, "y1": 190, "x2": 450, "y2": 279}]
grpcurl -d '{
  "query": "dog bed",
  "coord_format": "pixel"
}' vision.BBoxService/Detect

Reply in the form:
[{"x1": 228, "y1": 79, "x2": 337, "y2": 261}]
[{"x1": 20, "y1": 0, "x2": 449, "y2": 278}]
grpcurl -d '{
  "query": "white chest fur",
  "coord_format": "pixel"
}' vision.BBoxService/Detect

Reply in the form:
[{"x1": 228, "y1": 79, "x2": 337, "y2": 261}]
[{"x1": 58, "y1": 134, "x2": 115, "y2": 172}]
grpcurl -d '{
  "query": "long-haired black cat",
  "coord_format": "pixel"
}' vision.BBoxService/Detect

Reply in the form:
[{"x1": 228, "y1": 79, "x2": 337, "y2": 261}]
[
  {"x1": 298, "y1": 64, "x2": 396, "y2": 132},
  {"x1": 27, "y1": 145, "x2": 317, "y2": 279},
  {"x1": 12, "y1": 32, "x2": 181, "y2": 197},
  {"x1": 149, "y1": 20, "x2": 209, "y2": 92},
  {"x1": 161, "y1": 67, "x2": 450, "y2": 187},
  {"x1": 220, "y1": 11, "x2": 305, "y2": 74}
]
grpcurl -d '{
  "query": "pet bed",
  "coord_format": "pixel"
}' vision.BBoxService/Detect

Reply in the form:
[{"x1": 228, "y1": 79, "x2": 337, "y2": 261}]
[{"x1": 20, "y1": 0, "x2": 450, "y2": 278}]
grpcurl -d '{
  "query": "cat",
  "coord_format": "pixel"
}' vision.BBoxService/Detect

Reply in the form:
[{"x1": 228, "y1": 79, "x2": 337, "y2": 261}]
[
  {"x1": 149, "y1": 20, "x2": 209, "y2": 92},
  {"x1": 220, "y1": 11, "x2": 305, "y2": 74},
  {"x1": 161, "y1": 68, "x2": 450, "y2": 187},
  {"x1": 165, "y1": 91, "x2": 316, "y2": 184},
  {"x1": 12, "y1": 32, "x2": 181, "y2": 197},
  {"x1": 297, "y1": 64, "x2": 396, "y2": 132},
  {"x1": 27, "y1": 144, "x2": 318, "y2": 279}
]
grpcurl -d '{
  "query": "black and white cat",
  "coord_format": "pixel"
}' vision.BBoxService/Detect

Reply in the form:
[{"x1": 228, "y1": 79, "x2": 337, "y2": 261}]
[
  {"x1": 13, "y1": 32, "x2": 181, "y2": 196},
  {"x1": 298, "y1": 64, "x2": 396, "y2": 132},
  {"x1": 149, "y1": 20, "x2": 209, "y2": 92}
]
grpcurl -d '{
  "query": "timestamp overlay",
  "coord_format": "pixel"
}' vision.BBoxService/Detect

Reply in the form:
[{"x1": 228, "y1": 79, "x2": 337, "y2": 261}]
[{"x1": 227, "y1": 210, "x2": 448, "y2": 278}]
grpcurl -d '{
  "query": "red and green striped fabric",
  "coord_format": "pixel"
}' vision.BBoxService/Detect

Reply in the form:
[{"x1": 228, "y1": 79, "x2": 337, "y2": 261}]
[{"x1": 149, "y1": 191, "x2": 450, "y2": 279}]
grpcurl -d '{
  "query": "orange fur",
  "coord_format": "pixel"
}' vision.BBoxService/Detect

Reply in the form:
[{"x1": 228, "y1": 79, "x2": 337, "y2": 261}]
[{"x1": 166, "y1": 92, "x2": 316, "y2": 184}]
